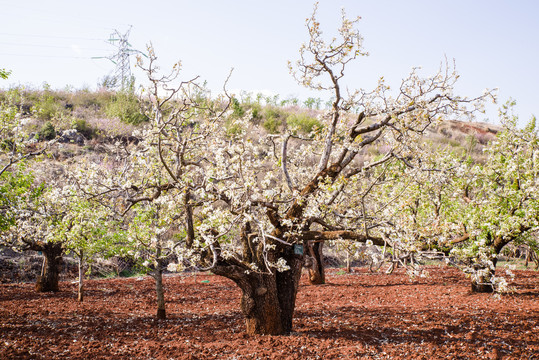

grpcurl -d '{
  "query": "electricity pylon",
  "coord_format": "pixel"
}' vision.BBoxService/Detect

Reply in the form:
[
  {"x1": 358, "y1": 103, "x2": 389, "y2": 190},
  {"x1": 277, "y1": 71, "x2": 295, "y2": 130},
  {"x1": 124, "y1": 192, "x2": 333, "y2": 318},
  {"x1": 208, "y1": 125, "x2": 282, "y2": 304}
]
[{"x1": 95, "y1": 26, "x2": 145, "y2": 91}]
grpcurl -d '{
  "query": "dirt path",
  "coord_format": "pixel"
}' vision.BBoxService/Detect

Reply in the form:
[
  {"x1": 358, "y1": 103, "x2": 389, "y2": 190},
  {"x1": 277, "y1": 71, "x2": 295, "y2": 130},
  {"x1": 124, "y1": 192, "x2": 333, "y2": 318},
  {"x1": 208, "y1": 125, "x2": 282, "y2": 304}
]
[{"x1": 1, "y1": 266, "x2": 537, "y2": 359}]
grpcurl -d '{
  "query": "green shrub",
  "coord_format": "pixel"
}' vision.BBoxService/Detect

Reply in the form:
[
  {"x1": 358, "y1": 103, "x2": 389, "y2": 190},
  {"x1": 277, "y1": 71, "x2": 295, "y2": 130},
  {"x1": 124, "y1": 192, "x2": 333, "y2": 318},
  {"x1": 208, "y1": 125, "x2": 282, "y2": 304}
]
[
  {"x1": 263, "y1": 116, "x2": 281, "y2": 134},
  {"x1": 286, "y1": 113, "x2": 322, "y2": 135},
  {"x1": 38, "y1": 121, "x2": 56, "y2": 140},
  {"x1": 33, "y1": 94, "x2": 63, "y2": 121},
  {"x1": 71, "y1": 118, "x2": 96, "y2": 139},
  {"x1": 247, "y1": 103, "x2": 262, "y2": 123},
  {"x1": 105, "y1": 91, "x2": 148, "y2": 125},
  {"x1": 231, "y1": 97, "x2": 245, "y2": 118},
  {"x1": 262, "y1": 107, "x2": 284, "y2": 133},
  {"x1": 263, "y1": 107, "x2": 282, "y2": 120},
  {"x1": 72, "y1": 89, "x2": 113, "y2": 111}
]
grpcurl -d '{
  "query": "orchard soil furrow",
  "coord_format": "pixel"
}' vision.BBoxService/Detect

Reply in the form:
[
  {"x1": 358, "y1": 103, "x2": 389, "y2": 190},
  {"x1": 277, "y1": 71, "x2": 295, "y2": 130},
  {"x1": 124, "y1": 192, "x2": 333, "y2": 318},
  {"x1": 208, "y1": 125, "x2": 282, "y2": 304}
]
[{"x1": 0, "y1": 266, "x2": 537, "y2": 359}]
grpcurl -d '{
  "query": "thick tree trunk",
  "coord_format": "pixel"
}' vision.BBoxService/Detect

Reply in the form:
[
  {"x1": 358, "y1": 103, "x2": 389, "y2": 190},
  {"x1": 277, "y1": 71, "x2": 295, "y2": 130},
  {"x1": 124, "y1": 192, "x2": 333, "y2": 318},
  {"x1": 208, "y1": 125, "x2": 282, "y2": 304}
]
[
  {"x1": 35, "y1": 242, "x2": 62, "y2": 292},
  {"x1": 308, "y1": 241, "x2": 325, "y2": 285},
  {"x1": 241, "y1": 273, "x2": 284, "y2": 335},
  {"x1": 214, "y1": 251, "x2": 303, "y2": 335},
  {"x1": 275, "y1": 253, "x2": 303, "y2": 334}
]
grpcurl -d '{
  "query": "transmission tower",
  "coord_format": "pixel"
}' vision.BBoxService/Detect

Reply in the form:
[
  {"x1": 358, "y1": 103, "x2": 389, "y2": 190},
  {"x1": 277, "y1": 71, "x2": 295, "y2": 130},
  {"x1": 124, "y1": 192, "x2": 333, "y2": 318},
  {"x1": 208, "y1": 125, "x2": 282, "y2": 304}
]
[{"x1": 104, "y1": 26, "x2": 143, "y2": 90}]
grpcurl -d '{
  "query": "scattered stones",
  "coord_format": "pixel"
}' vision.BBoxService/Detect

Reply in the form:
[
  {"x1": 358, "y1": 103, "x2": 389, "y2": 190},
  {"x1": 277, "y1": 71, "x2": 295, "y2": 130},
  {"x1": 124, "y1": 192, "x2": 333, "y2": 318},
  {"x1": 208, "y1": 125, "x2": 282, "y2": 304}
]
[{"x1": 57, "y1": 129, "x2": 85, "y2": 145}]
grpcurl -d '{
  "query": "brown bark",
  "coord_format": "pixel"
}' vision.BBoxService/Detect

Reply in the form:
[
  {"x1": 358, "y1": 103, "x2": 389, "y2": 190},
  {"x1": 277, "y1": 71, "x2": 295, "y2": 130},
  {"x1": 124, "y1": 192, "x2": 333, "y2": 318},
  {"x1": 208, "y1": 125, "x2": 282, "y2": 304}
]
[
  {"x1": 308, "y1": 241, "x2": 325, "y2": 285},
  {"x1": 35, "y1": 242, "x2": 62, "y2": 292},
  {"x1": 213, "y1": 250, "x2": 303, "y2": 335},
  {"x1": 184, "y1": 189, "x2": 195, "y2": 248},
  {"x1": 295, "y1": 230, "x2": 385, "y2": 246},
  {"x1": 78, "y1": 251, "x2": 84, "y2": 302},
  {"x1": 275, "y1": 252, "x2": 303, "y2": 334},
  {"x1": 470, "y1": 235, "x2": 510, "y2": 293},
  {"x1": 242, "y1": 273, "x2": 283, "y2": 335},
  {"x1": 450, "y1": 233, "x2": 470, "y2": 245},
  {"x1": 153, "y1": 258, "x2": 166, "y2": 320},
  {"x1": 470, "y1": 266, "x2": 494, "y2": 293},
  {"x1": 525, "y1": 248, "x2": 539, "y2": 270}
]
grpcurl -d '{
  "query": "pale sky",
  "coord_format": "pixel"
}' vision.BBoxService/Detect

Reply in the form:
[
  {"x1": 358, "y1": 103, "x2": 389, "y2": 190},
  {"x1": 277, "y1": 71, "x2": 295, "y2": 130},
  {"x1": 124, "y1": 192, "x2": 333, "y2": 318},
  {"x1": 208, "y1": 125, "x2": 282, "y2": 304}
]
[{"x1": 1, "y1": 0, "x2": 538, "y2": 126}]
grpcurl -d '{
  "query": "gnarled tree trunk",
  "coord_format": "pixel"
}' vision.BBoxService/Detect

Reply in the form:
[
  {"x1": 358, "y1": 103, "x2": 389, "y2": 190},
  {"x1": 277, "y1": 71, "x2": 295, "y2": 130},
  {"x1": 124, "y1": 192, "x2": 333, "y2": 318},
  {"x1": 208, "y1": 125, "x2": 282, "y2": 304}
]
[
  {"x1": 35, "y1": 242, "x2": 62, "y2": 292},
  {"x1": 213, "y1": 250, "x2": 303, "y2": 335},
  {"x1": 241, "y1": 273, "x2": 284, "y2": 335}
]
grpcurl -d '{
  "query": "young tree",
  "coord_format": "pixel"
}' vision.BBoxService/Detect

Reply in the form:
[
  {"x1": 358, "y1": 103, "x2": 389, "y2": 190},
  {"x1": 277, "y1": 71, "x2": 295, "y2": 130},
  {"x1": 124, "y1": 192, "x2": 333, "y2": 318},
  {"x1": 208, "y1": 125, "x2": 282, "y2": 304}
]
[
  {"x1": 53, "y1": 188, "x2": 120, "y2": 301},
  {"x1": 123, "y1": 202, "x2": 181, "y2": 319},
  {"x1": 73, "y1": 44, "x2": 228, "y2": 318}
]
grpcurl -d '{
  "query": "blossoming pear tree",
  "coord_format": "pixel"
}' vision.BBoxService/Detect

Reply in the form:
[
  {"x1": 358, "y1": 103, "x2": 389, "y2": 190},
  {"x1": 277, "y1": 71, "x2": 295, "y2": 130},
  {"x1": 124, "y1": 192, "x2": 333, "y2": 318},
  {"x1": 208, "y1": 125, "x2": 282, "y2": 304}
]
[
  {"x1": 123, "y1": 201, "x2": 182, "y2": 319},
  {"x1": 72, "y1": 44, "x2": 230, "y2": 319},
  {"x1": 282, "y1": 3, "x2": 493, "y2": 286},
  {"x1": 446, "y1": 104, "x2": 539, "y2": 292},
  {"x1": 367, "y1": 141, "x2": 471, "y2": 275},
  {"x1": 0, "y1": 174, "x2": 64, "y2": 292},
  {"x1": 1, "y1": 154, "x2": 118, "y2": 295},
  {"x1": 375, "y1": 101, "x2": 539, "y2": 292},
  {"x1": 51, "y1": 186, "x2": 120, "y2": 301},
  {"x1": 0, "y1": 74, "x2": 57, "y2": 278},
  {"x1": 82, "y1": 4, "x2": 493, "y2": 334}
]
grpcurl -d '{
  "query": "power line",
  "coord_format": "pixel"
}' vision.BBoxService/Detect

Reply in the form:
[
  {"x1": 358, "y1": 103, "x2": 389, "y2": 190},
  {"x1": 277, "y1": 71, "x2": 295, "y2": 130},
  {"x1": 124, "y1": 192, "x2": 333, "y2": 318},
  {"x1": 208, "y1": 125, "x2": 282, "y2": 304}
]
[
  {"x1": 1, "y1": 2, "x2": 127, "y2": 31},
  {"x1": 0, "y1": 53, "x2": 95, "y2": 59},
  {"x1": 0, "y1": 32, "x2": 104, "y2": 41},
  {"x1": 0, "y1": 41, "x2": 109, "y2": 51}
]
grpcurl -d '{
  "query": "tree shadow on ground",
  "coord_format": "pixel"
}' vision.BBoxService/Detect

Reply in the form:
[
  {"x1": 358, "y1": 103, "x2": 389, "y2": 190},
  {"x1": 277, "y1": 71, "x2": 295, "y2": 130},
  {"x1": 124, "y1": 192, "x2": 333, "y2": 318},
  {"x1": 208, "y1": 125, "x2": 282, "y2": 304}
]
[{"x1": 293, "y1": 306, "x2": 538, "y2": 349}]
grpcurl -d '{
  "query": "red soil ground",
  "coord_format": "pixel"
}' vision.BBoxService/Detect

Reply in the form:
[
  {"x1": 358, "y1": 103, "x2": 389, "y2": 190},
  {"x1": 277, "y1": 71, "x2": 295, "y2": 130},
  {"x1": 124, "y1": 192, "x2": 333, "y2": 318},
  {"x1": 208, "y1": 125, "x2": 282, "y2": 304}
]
[{"x1": 0, "y1": 266, "x2": 537, "y2": 359}]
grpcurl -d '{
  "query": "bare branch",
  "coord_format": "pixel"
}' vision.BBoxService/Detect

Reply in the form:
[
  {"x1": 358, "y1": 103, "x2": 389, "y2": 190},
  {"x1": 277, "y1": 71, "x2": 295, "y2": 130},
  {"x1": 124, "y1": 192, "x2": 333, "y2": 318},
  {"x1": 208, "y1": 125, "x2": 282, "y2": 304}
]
[{"x1": 281, "y1": 134, "x2": 295, "y2": 192}]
